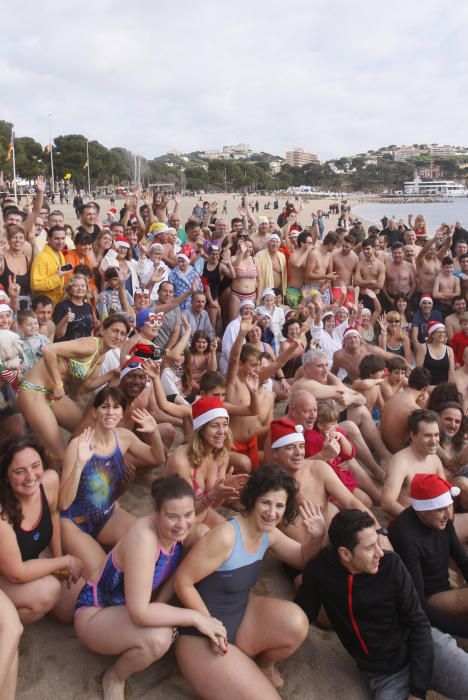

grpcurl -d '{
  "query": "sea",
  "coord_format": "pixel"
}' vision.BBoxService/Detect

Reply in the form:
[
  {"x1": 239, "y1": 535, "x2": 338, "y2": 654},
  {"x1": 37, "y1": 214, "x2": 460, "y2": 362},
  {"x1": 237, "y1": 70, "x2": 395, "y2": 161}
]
[{"x1": 353, "y1": 199, "x2": 468, "y2": 233}]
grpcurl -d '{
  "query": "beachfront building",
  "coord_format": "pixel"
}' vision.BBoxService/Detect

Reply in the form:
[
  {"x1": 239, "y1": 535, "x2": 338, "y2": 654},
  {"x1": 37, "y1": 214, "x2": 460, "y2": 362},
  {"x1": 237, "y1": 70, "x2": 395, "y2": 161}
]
[
  {"x1": 428, "y1": 145, "x2": 457, "y2": 156},
  {"x1": 403, "y1": 176, "x2": 467, "y2": 197},
  {"x1": 286, "y1": 147, "x2": 319, "y2": 167}
]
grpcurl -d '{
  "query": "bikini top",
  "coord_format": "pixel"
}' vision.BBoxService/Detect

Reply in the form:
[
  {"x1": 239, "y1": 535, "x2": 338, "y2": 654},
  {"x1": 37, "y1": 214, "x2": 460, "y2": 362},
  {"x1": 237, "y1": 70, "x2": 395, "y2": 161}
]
[
  {"x1": 191, "y1": 462, "x2": 221, "y2": 500},
  {"x1": 235, "y1": 266, "x2": 257, "y2": 280},
  {"x1": 59, "y1": 337, "x2": 100, "y2": 380}
]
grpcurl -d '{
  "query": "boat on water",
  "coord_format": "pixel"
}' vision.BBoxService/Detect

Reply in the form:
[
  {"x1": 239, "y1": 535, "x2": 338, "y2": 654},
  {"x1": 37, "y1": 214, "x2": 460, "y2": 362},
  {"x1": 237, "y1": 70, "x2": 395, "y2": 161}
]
[{"x1": 403, "y1": 177, "x2": 468, "y2": 197}]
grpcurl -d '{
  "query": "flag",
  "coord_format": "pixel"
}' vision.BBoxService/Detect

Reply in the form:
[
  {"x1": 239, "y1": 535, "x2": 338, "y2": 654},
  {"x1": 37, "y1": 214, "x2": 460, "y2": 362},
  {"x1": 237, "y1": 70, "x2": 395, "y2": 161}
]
[
  {"x1": 83, "y1": 160, "x2": 89, "y2": 170},
  {"x1": 6, "y1": 129, "x2": 14, "y2": 161},
  {"x1": 44, "y1": 143, "x2": 52, "y2": 154},
  {"x1": 64, "y1": 173, "x2": 72, "y2": 180}
]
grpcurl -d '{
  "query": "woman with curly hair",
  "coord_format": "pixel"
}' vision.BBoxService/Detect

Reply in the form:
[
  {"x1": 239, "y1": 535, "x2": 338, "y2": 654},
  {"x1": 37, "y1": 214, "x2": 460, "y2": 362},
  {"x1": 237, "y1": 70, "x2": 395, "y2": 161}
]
[
  {"x1": 189, "y1": 331, "x2": 218, "y2": 392},
  {"x1": 173, "y1": 464, "x2": 326, "y2": 698},
  {"x1": 378, "y1": 311, "x2": 413, "y2": 365},
  {"x1": 0, "y1": 436, "x2": 82, "y2": 625},
  {"x1": 166, "y1": 396, "x2": 248, "y2": 528}
]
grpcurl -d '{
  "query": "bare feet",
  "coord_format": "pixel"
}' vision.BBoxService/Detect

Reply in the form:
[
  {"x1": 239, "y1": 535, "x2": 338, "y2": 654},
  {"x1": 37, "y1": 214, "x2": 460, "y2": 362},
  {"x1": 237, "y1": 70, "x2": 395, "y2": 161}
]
[
  {"x1": 102, "y1": 668, "x2": 125, "y2": 700},
  {"x1": 257, "y1": 661, "x2": 284, "y2": 688}
]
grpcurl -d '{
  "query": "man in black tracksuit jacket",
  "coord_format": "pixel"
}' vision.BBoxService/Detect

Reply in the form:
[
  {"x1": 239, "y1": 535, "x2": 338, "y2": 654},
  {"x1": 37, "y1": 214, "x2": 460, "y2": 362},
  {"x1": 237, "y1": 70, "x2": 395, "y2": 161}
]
[{"x1": 295, "y1": 509, "x2": 468, "y2": 700}]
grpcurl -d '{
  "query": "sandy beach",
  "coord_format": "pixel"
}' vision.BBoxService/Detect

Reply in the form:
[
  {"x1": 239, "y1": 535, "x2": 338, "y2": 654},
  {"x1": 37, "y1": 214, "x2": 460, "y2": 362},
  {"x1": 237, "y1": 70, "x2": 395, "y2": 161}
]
[{"x1": 15, "y1": 192, "x2": 435, "y2": 700}]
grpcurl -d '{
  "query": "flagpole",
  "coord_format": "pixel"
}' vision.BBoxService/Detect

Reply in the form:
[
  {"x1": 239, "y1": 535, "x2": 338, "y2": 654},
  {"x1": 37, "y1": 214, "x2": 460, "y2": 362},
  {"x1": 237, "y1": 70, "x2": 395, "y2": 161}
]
[
  {"x1": 48, "y1": 114, "x2": 55, "y2": 195},
  {"x1": 86, "y1": 140, "x2": 91, "y2": 194},
  {"x1": 11, "y1": 129, "x2": 17, "y2": 205}
]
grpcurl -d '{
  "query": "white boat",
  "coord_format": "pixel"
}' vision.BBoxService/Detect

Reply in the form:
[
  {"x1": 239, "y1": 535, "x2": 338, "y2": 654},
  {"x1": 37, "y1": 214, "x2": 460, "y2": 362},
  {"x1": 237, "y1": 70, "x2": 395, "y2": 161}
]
[{"x1": 403, "y1": 177, "x2": 468, "y2": 197}]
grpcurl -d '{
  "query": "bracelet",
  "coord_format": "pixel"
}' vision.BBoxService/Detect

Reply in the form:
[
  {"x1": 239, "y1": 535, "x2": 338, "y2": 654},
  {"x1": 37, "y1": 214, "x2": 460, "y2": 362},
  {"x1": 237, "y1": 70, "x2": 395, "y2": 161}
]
[{"x1": 53, "y1": 382, "x2": 64, "y2": 388}]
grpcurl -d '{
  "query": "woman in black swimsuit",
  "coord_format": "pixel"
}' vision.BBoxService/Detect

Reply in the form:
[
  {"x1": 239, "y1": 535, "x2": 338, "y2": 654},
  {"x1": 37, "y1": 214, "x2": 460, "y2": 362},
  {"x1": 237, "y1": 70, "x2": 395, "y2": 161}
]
[
  {"x1": 0, "y1": 225, "x2": 31, "y2": 309},
  {"x1": 174, "y1": 465, "x2": 326, "y2": 699},
  {"x1": 0, "y1": 437, "x2": 82, "y2": 624},
  {"x1": 416, "y1": 321, "x2": 455, "y2": 386}
]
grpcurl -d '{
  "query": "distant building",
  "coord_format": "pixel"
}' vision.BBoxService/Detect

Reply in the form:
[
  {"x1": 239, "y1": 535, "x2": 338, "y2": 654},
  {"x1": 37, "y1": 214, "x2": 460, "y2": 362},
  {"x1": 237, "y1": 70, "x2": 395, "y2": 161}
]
[
  {"x1": 393, "y1": 146, "x2": 423, "y2": 162},
  {"x1": 286, "y1": 147, "x2": 319, "y2": 167},
  {"x1": 418, "y1": 164, "x2": 443, "y2": 180},
  {"x1": 270, "y1": 161, "x2": 282, "y2": 174},
  {"x1": 428, "y1": 145, "x2": 457, "y2": 156}
]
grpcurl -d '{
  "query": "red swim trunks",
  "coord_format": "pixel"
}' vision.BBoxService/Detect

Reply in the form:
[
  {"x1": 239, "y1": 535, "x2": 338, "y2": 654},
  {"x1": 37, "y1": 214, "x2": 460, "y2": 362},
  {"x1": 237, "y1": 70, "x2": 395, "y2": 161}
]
[{"x1": 232, "y1": 435, "x2": 260, "y2": 470}]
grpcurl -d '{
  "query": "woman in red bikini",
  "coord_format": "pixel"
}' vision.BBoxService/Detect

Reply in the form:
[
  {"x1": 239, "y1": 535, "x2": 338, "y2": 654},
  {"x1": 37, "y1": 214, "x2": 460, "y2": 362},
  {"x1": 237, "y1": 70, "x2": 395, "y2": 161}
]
[
  {"x1": 166, "y1": 396, "x2": 248, "y2": 528},
  {"x1": 228, "y1": 238, "x2": 259, "y2": 323}
]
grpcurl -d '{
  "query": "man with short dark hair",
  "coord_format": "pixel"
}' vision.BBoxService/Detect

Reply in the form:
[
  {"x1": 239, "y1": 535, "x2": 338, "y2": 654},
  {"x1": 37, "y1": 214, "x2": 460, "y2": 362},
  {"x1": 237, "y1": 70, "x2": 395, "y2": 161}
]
[
  {"x1": 296, "y1": 508, "x2": 468, "y2": 700},
  {"x1": 77, "y1": 202, "x2": 101, "y2": 241},
  {"x1": 30, "y1": 225, "x2": 67, "y2": 305}
]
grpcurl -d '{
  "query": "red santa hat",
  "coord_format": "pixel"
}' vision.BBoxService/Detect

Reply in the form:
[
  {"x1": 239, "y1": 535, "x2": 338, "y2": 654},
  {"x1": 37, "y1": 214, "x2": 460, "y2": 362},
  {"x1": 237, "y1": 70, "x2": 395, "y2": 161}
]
[
  {"x1": 271, "y1": 418, "x2": 304, "y2": 449},
  {"x1": 192, "y1": 396, "x2": 229, "y2": 431},
  {"x1": 343, "y1": 326, "x2": 360, "y2": 340},
  {"x1": 427, "y1": 321, "x2": 446, "y2": 336},
  {"x1": 410, "y1": 473, "x2": 460, "y2": 511},
  {"x1": 419, "y1": 295, "x2": 433, "y2": 306},
  {"x1": 120, "y1": 356, "x2": 147, "y2": 380},
  {"x1": 114, "y1": 235, "x2": 130, "y2": 249}
]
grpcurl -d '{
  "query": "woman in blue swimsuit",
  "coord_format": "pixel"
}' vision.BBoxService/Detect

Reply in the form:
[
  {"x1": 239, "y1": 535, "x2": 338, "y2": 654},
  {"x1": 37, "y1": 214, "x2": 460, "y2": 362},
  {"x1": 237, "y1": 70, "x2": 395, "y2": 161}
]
[
  {"x1": 174, "y1": 465, "x2": 327, "y2": 699},
  {"x1": 74, "y1": 475, "x2": 226, "y2": 700},
  {"x1": 60, "y1": 387, "x2": 166, "y2": 577}
]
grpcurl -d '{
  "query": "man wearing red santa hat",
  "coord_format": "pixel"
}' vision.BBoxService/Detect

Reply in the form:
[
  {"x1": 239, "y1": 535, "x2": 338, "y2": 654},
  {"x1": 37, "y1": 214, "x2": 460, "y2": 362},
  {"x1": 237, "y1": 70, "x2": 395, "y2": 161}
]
[{"x1": 389, "y1": 473, "x2": 468, "y2": 638}]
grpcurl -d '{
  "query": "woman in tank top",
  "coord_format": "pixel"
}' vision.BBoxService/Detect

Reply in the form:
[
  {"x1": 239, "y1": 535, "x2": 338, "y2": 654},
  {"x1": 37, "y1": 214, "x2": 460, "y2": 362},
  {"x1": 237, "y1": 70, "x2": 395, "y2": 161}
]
[
  {"x1": 0, "y1": 225, "x2": 31, "y2": 309},
  {"x1": 0, "y1": 436, "x2": 83, "y2": 625},
  {"x1": 377, "y1": 311, "x2": 413, "y2": 365},
  {"x1": 174, "y1": 465, "x2": 326, "y2": 699},
  {"x1": 74, "y1": 475, "x2": 225, "y2": 700},
  {"x1": 416, "y1": 321, "x2": 455, "y2": 386},
  {"x1": 60, "y1": 386, "x2": 165, "y2": 578}
]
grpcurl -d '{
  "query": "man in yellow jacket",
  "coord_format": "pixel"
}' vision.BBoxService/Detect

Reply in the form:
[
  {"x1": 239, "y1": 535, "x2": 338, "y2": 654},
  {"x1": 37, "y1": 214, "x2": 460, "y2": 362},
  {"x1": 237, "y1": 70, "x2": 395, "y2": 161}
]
[
  {"x1": 30, "y1": 225, "x2": 67, "y2": 306},
  {"x1": 255, "y1": 233, "x2": 287, "y2": 302}
]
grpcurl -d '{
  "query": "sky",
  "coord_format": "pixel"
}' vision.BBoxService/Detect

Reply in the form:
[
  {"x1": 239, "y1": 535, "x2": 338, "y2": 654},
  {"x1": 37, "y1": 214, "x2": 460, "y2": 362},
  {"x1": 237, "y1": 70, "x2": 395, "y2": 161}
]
[{"x1": 2, "y1": 0, "x2": 468, "y2": 161}]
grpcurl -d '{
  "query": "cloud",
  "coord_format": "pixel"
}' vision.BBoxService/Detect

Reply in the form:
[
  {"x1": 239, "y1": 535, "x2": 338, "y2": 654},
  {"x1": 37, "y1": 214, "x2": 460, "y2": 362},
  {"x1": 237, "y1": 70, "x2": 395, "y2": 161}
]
[{"x1": 1, "y1": 0, "x2": 467, "y2": 160}]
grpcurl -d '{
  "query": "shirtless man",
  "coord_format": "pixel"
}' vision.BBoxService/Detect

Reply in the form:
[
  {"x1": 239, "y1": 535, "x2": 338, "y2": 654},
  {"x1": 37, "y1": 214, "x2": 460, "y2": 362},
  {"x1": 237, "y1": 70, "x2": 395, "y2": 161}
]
[
  {"x1": 226, "y1": 320, "x2": 299, "y2": 469},
  {"x1": 268, "y1": 417, "x2": 389, "y2": 586},
  {"x1": 251, "y1": 217, "x2": 270, "y2": 252},
  {"x1": 74, "y1": 357, "x2": 177, "y2": 457},
  {"x1": 285, "y1": 230, "x2": 313, "y2": 308},
  {"x1": 31, "y1": 294, "x2": 55, "y2": 342},
  {"x1": 330, "y1": 326, "x2": 399, "y2": 382},
  {"x1": 380, "y1": 367, "x2": 431, "y2": 453},
  {"x1": 303, "y1": 232, "x2": 339, "y2": 302},
  {"x1": 445, "y1": 296, "x2": 467, "y2": 340},
  {"x1": 293, "y1": 349, "x2": 390, "y2": 478},
  {"x1": 354, "y1": 238, "x2": 386, "y2": 299},
  {"x1": 331, "y1": 235, "x2": 358, "y2": 305},
  {"x1": 454, "y1": 347, "x2": 468, "y2": 412},
  {"x1": 403, "y1": 228, "x2": 419, "y2": 259},
  {"x1": 381, "y1": 409, "x2": 468, "y2": 541},
  {"x1": 416, "y1": 229, "x2": 452, "y2": 296},
  {"x1": 433, "y1": 257, "x2": 461, "y2": 317},
  {"x1": 382, "y1": 242, "x2": 416, "y2": 311}
]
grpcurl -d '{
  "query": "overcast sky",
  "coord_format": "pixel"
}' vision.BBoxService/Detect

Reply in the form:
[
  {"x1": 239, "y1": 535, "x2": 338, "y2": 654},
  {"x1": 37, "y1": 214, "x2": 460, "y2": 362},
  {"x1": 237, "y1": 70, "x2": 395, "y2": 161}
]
[{"x1": 2, "y1": 0, "x2": 467, "y2": 161}]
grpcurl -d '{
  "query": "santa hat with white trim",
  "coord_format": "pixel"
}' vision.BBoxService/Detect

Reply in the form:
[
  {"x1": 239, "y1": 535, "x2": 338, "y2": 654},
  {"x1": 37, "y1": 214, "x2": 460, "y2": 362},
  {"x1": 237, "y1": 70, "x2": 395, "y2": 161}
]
[
  {"x1": 410, "y1": 473, "x2": 460, "y2": 511},
  {"x1": 271, "y1": 418, "x2": 304, "y2": 449},
  {"x1": 114, "y1": 235, "x2": 130, "y2": 249},
  {"x1": 427, "y1": 321, "x2": 446, "y2": 336},
  {"x1": 343, "y1": 326, "x2": 360, "y2": 341},
  {"x1": 192, "y1": 396, "x2": 229, "y2": 431},
  {"x1": 419, "y1": 295, "x2": 433, "y2": 306}
]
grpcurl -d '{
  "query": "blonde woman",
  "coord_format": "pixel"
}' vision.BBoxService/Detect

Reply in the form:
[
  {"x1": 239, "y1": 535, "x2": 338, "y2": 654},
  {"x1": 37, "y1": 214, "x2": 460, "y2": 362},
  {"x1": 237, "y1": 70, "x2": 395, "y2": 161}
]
[
  {"x1": 52, "y1": 274, "x2": 95, "y2": 341},
  {"x1": 166, "y1": 396, "x2": 248, "y2": 528},
  {"x1": 378, "y1": 311, "x2": 413, "y2": 365}
]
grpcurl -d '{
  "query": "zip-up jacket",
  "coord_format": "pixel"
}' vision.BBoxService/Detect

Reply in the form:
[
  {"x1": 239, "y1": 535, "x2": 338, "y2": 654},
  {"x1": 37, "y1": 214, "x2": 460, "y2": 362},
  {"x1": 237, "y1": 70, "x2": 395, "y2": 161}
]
[{"x1": 295, "y1": 548, "x2": 433, "y2": 699}]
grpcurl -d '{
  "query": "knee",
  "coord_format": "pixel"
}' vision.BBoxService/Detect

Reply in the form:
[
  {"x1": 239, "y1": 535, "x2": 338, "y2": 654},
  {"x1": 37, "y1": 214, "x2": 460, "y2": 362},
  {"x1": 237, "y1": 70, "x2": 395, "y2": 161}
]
[
  {"x1": 140, "y1": 627, "x2": 173, "y2": 662},
  {"x1": 32, "y1": 576, "x2": 61, "y2": 617},
  {"x1": 284, "y1": 605, "x2": 309, "y2": 645}
]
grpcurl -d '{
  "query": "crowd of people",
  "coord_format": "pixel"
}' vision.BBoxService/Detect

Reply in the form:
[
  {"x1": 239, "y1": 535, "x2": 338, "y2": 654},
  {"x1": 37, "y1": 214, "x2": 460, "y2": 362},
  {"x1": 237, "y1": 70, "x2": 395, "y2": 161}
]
[{"x1": 1, "y1": 182, "x2": 468, "y2": 700}]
